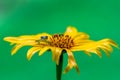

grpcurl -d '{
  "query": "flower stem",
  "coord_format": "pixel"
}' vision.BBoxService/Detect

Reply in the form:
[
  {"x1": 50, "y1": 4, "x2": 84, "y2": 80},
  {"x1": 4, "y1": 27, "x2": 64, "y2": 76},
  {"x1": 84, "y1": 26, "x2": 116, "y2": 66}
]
[{"x1": 56, "y1": 53, "x2": 63, "y2": 80}]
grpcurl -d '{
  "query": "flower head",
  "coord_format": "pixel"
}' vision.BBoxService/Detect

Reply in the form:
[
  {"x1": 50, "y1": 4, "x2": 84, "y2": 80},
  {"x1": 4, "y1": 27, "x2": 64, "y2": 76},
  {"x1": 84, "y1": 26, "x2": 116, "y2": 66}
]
[{"x1": 4, "y1": 26, "x2": 118, "y2": 74}]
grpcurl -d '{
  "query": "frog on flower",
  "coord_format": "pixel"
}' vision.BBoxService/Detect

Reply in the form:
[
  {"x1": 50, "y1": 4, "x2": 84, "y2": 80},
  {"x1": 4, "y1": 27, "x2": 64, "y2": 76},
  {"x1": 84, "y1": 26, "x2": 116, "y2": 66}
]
[{"x1": 4, "y1": 26, "x2": 118, "y2": 74}]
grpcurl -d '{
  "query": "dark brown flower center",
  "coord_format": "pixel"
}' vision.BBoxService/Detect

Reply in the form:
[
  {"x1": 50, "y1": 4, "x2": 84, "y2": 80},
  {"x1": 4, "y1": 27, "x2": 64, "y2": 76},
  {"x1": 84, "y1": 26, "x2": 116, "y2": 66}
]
[{"x1": 49, "y1": 34, "x2": 74, "y2": 49}]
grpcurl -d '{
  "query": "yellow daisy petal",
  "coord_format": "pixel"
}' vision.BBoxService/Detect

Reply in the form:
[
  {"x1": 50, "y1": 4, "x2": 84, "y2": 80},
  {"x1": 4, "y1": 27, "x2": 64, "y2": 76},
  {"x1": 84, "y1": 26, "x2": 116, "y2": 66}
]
[
  {"x1": 101, "y1": 39, "x2": 118, "y2": 48},
  {"x1": 4, "y1": 37, "x2": 20, "y2": 43},
  {"x1": 64, "y1": 49, "x2": 80, "y2": 74},
  {"x1": 20, "y1": 33, "x2": 52, "y2": 41},
  {"x1": 27, "y1": 47, "x2": 41, "y2": 60},
  {"x1": 73, "y1": 32, "x2": 90, "y2": 40},
  {"x1": 72, "y1": 39, "x2": 118, "y2": 57},
  {"x1": 4, "y1": 33, "x2": 52, "y2": 45},
  {"x1": 64, "y1": 26, "x2": 78, "y2": 37},
  {"x1": 84, "y1": 51, "x2": 91, "y2": 56},
  {"x1": 4, "y1": 37, "x2": 36, "y2": 45},
  {"x1": 51, "y1": 47, "x2": 63, "y2": 65},
  {"x1": 101, "y1": 48, "x2": 110, "y2": 57},
  {"x1": 39, "y1": 47, "x2": 50, "y2": 56},
  {"x1": 11, "y1": 44, "x2": 23, "y2": 55}
]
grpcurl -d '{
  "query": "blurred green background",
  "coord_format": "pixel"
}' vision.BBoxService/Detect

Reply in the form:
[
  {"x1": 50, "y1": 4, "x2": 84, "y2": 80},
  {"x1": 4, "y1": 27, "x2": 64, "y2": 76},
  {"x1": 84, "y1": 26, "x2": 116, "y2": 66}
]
[{"x1": 0, "y1": 0, "x2": 120, "y2": 80}]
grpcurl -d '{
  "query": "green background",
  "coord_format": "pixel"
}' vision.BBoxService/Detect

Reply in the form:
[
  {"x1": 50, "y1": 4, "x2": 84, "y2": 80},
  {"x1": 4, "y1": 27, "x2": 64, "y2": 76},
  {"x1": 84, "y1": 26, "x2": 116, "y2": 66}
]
[{"x1": 0, "y1": 0, "x2": 120, "y2": 80}]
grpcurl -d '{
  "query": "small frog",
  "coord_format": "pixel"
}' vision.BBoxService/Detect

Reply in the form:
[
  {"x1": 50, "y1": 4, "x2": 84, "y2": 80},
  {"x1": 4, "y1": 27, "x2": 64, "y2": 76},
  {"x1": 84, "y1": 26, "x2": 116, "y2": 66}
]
[
  {"x1": 36, "y1": 36, "x2": 50, "y2": 44},
  {"x1": 41, "y1": 36, "x2": 48, "y2": 40}
]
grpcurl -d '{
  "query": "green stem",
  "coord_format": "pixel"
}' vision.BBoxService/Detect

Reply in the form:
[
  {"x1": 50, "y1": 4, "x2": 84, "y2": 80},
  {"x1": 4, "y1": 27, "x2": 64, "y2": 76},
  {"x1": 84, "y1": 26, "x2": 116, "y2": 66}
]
[{"x1": 56, "y1": 53, "x2": 63, "y2": 80}]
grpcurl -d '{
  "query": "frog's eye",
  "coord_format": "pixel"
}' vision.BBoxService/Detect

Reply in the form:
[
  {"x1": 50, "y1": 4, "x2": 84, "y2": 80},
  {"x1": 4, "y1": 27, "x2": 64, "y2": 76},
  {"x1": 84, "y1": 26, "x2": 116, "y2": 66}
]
[{"x1": 40, "y1": 36, "x2": 48, "y2": 40}]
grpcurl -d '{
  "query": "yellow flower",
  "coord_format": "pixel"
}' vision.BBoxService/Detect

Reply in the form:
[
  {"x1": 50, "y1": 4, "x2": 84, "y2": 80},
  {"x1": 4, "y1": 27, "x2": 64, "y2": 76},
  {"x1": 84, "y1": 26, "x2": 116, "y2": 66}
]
[{"x1": 4, "y1": 26, "x2": 118, "y2": 74}]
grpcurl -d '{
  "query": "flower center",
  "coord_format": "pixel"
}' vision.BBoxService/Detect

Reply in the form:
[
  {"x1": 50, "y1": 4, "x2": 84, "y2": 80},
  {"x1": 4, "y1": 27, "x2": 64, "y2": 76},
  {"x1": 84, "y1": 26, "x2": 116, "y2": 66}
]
[{"x1": 49, "y1": 34, "x2": 74, "y2": 49}]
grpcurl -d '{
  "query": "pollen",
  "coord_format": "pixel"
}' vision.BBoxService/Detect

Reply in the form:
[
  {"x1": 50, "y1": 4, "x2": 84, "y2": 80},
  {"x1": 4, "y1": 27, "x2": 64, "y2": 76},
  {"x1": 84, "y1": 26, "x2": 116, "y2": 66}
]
[{"x1": 49, "y1": 34, "x2": 74, "y2": 49}]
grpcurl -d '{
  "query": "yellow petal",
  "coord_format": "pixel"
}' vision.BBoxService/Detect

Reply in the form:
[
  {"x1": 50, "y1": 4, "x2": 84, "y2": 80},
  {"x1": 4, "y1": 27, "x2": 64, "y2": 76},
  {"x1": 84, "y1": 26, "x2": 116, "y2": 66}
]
[
  {"x1": 64, "y1": 49, "x2": 80, "y2": 74},
  {"x1": 94, "y1": 48, "x2": 102, "y2": 57},
  {"x1": 27, "y1": 47, "x2": 41, "y2": 60},
  {"x1": 73, "y1": 32, "x2": 90, "y2": 40},
  {"x1": 39, "y1": 47, "x2": 50, "y2": 56},
  {"x1": 4, "y1": 33, "x2": 52, "y2": 45},
  {"x1": 64, "y1": 26, "x2": 78, "y2": 37},
  {"x1": 103, "y1": 39, "x2": 118, "y2": 48},
  {"x1": 20, "y1": 33, "x2": 52, "y2": 40},
  {"x1": 84, "y1": 51, "x2": 91, "y2": 56},
  {"x1": 51, "y1": 48, "x2": 56, "y2": 61},
  {"x1": 51, "y1": 47, "x2": 63, "y2": 65},
  {"x1": 71, "y1": 38, "x2": 118, "y2": 57},
  {"x1": 11, "y1": 44, "x2": 23, "y2": 55},
  {"x1": 101, "y1": 48, "x2": 110, "y2": 57},
  {"x1": 4, "y1": 37, "x2": 20, "y2": 43},
  {"x1": 4, "y1": 37, "x2": 36, "y2": 45}
]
